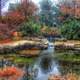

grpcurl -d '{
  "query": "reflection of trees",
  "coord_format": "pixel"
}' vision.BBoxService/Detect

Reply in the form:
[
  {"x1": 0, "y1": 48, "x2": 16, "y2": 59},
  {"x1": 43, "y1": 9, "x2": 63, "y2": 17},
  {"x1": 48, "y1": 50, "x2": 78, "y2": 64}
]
[
  {"x1": 60, "y1": 61, "x2": 80, "y2": 75},
  {"x1": 40, "y1": 55, "x2": 53, "y2": 73}
]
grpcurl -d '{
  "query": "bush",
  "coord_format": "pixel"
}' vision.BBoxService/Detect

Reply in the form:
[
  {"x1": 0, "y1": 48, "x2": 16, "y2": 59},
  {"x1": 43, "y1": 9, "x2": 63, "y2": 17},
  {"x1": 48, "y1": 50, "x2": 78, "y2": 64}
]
[
  {"x1": 19, "y1": 21, "x2": 41, "y2": 36},
  {"x1": 60, "y1": 18, "x2": 80, "y2": 40}
]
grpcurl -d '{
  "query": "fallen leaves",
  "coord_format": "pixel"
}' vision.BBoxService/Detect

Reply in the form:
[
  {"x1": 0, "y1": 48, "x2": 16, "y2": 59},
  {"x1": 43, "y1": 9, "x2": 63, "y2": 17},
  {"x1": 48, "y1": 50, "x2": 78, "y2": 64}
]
[{"x1": 48, "y1": 73, "x2": 80, "y2": 80}]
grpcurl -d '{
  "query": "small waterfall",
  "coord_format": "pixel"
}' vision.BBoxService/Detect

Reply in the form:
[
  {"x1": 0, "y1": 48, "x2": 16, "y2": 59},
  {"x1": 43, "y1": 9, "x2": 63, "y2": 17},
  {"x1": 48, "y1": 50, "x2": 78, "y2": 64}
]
[{"x1": 48, "y1": 42, "x2": 54, "y2": 53}]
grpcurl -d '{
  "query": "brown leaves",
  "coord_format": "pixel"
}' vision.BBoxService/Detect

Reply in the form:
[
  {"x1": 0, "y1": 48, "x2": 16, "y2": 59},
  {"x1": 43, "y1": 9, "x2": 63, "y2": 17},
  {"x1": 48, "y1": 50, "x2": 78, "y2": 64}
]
[
  {"x1": 6, "y1": 11, "x2": 25, "y2": 25},
  {"x1": 3, "y1": 0, "x2": 37, "y2": 26},
  {"x1": 19, "y1": 0, "x2": 38, "y2": 20},
  {"x1": 59, "y1": 0, "x2": 80, "y2": 18},
  {"x1": 48, "y1": 73, "x2": 80, "y2": 80}
]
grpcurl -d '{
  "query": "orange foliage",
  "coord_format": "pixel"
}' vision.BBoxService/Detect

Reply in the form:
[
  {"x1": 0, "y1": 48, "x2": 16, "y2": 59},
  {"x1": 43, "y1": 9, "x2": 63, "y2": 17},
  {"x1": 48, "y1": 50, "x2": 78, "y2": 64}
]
[
  {"x1": 0, "y1": 0, "x2": 37, "y2": 39},
  {"x1": 41, "y1": 27, "x2": 60, "y2": 36},
  {"x1": 0, "y1": 38, "x2": 12, "y2": 44},
  {"x1": 0, "y1": 67, "x2": 24, "y2": 80},
  {"x1": 6, "y1": 0, "x2": 38, "y2": 22}
]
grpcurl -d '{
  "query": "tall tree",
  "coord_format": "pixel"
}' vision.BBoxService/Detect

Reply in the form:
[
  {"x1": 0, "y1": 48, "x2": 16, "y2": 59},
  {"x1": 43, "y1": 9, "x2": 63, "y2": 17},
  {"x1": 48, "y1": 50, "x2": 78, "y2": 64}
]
[
  {"x1": 8, "y1": 0, "x2": 37, "y2": 21},
  {"x1": 39, "y1": 0, "x2": 59, "y2": 27},
  {"x1": 20, "y1": 0, "x2": 37, "y2": 21},
  {"x1": 59, "y1": 0, "x2": 80, "y2": 18},
  {"x1": 3, "y1": 0, "x2": 38, "y2": 28}
]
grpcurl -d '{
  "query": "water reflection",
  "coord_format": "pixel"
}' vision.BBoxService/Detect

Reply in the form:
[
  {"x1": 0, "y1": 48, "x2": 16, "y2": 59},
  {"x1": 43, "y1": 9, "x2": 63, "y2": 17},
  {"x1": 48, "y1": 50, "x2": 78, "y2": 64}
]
[
  {"x1": 32, "y1": 42, "x2": 60, "y2": 80},
  {"x1": 1, "y1": 42, "x2": 80, "y2": 80},
  {"x1": 40, "y1": 55, "x2": 53, "y2": 73},
  {"x1": 33, "y1": 56, "x2": 60, "y2": 80}
]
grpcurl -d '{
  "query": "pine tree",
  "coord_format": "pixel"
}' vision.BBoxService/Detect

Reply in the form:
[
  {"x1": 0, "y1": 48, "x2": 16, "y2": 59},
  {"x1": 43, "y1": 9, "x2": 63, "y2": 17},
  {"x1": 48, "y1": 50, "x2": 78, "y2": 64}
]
[{"x1": 39, "y1": 0, "x2": 60, "y2": 27}]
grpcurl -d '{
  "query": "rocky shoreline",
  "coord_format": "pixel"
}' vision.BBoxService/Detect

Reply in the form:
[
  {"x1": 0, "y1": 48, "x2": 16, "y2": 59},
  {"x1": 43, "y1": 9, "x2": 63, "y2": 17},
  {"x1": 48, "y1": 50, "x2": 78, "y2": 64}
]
[
  {"x1": 0, "y1": 39, "x2": 48, "y2": 54},
  {"x1": 54, "y1": 40, "x2": 80, "y2": 51}
]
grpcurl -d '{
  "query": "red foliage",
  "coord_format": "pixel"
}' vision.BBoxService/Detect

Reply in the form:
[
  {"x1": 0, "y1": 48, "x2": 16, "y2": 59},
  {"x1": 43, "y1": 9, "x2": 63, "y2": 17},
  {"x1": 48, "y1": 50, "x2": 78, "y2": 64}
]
[
  {"x1": 5, "y1": 0, "x2": 37, "y2": 23},
  {"x1": 0, "y1": 23, "x2": 16, "y2": 39},
  {"x1": 0, "y1": 67, "x2": 24, "y2": 79},
  {"x1": 6, "y1": 11, "x2": 25, "y2": 25},
  {"x1": 0, "y1": 38, "x2": 12, "y2": 44},
  {"x1": 0, "y1": 0, "x2": 38, "y2": 39},
  {"x1": 0, "y1": 23, "x2": 10, "y2": 37},
  {"x1": 60, "y1": 0, "x2": 80, "y2": 18}
]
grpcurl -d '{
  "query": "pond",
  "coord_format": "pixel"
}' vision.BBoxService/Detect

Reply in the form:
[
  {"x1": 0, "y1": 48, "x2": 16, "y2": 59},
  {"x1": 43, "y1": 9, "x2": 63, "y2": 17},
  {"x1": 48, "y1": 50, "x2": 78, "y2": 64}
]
[{"x1": 0, "y1": 42, "x2": 80, "y2": 80}]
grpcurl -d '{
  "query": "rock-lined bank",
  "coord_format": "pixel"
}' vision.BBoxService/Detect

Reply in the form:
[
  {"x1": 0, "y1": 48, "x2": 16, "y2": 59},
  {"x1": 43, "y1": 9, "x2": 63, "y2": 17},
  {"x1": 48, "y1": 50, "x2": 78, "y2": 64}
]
[
  {"x1": 54, "y1": 40, "x2": 80, "y2": 51},
  {"x1": 0, "y1": 39, "x2": 48, "y2": 54}
]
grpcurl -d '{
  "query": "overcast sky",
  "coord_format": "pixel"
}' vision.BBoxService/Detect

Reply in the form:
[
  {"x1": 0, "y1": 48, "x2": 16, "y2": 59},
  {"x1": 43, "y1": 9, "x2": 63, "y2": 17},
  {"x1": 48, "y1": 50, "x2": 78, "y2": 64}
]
[{"x1": 2, "y1": 0, "x2": 58, "y2": 13}]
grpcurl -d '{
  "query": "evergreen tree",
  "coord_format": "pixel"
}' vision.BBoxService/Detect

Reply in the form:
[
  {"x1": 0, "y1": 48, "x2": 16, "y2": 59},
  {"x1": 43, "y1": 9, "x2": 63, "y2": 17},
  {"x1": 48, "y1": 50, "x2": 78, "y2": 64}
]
[{"x1": 39, "y1": 0, "x2": 60, "y2": 27}]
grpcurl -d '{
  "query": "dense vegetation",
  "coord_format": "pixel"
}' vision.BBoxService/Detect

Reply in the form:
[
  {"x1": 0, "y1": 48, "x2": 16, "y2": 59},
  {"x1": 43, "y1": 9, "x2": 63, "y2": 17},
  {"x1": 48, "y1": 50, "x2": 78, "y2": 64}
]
[
  {"x1": 19, "y1": 20, "x2": 41, "y2": 36},
  {"x1": 54, "y1": 52, "x2": 80, "y2": 62},
  {"x1": 60, "y1": 18, "x2": 80, "y2": 40},
  {"x1": 0, "y1": 0, "x2": 80, "y2": 40},
  {"x1": 39, "y1": 0, "x2": 60, "y2": 27}
]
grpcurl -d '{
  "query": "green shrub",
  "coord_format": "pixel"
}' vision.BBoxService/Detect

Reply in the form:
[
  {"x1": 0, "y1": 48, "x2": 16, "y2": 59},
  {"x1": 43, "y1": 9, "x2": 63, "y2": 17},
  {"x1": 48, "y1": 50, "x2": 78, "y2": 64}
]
[
  {"x1": 19, "y1": 20, "x2": 41, "y2": 36},
  {"x1": 60, "y1": 18, "x2": 80, "y2": 40}
]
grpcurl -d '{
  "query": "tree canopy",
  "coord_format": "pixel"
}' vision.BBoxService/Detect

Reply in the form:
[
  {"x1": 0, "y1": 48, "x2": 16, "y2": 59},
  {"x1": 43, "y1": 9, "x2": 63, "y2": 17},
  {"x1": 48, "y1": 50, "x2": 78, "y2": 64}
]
[{"x1": 39, "y1": 0, "x2": 60, "y2": 27}]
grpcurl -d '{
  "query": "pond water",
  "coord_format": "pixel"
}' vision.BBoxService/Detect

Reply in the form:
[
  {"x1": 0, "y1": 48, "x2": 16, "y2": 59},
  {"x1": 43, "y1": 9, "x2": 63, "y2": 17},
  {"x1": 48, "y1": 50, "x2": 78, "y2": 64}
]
[
  {"x1": 28, "y1": 42, "x2": 80, "y2": 80},
  {"x1": 0, "y1": 42, "x2": 80, "y2": 80}
]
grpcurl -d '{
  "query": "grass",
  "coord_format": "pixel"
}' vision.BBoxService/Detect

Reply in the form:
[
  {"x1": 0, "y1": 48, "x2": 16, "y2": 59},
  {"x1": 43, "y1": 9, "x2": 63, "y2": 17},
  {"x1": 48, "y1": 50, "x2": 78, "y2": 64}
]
[
  {"x1": 14, "y1": 56, "x2": 35, "y2": 64},
  {"x1": 0, "y1": 54, "x2": 35, "y2": 64},
  {"x1": 54, "y1": 52, "x2": 80, "y2": 62}
]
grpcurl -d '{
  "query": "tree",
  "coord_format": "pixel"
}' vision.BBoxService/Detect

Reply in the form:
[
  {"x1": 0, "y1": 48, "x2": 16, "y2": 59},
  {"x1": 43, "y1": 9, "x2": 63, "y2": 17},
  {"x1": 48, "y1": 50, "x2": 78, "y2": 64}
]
[
  {"x1": 6, "y1": 11, "x2": 25, "y2": 25},
  {"x1": 8, "y1": 0, "x2": 38, "y2": 21},
  {"x1": 0, "y1": 0, "x2": 38, "y2": 39},
  {"x1": 39, "y1": 0, "x2": 59, "y2": 27},
  {"x1": 8, "y1": 3, "x2": 20, "y2": 11},
  {"x1": 59, "y1": 0, "x2": 80, "y2": 18},
  {"x1": 20, "y1": 0, "x2": 38, "y2": 20},
  {"x1": 60, "y1": 18, "x2": 80, "y2": 40}
]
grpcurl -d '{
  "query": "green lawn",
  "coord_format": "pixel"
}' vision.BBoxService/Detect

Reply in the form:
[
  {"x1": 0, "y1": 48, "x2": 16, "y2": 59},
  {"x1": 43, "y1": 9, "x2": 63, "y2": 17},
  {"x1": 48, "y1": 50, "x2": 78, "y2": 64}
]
[{"x1": 54, "y1": 52, "x2": 80, "y2": 62}]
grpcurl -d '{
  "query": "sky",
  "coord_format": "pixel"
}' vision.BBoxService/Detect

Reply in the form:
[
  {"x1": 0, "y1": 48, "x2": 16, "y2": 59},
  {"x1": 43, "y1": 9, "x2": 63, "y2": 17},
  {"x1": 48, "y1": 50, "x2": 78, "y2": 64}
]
[{"x1": 2, "y1": 0, "x2": 58, "y2": 13}]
